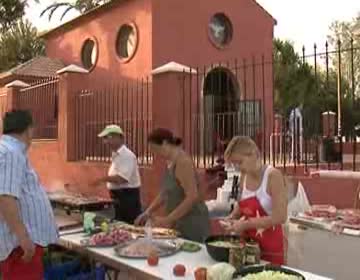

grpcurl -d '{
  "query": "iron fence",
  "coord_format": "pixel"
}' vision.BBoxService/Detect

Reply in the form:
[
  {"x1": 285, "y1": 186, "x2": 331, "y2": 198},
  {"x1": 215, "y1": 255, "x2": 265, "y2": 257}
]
[
  {"x1": 73, "y1": 79, "x2": 152, "y2": 165},
  {"x1": 179, "y1": 40, "x2": 360, "y2": 172},
  {"x1": 18, "y1": 77, "x2": 59, "y2": 139}
]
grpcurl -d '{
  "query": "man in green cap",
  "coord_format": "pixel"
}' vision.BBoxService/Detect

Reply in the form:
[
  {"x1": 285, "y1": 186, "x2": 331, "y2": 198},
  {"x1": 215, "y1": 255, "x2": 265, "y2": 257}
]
[{"x1": 92, "y1": 125, "x2": 142, "y2": 224}]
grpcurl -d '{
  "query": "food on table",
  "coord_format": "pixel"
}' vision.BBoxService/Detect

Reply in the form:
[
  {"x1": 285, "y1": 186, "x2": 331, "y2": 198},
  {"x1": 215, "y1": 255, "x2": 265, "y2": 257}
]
[
  {"x1": 194, "y1": 267, "x2": 207, "y2": 280},
  {"x1": 245, "y1": 240, "x2": 261, "y2": 265},
  {"x1": 115, "y1": 238, "x2": 181, "y2": 258},
  {"x1": 101, "y1": 222, "x2": 109, "y2": 233},
  {"x1": 229, "y1": 246, "x2": 246, "y2": 271},
  {"x1": 304, "y1": 204, "x2": 337, "y2": 219},
  {"x1": 147, "y1": 252, "x2": 159, "y2": 266},
  {"x1": 48, "y1": 192, "x2": 112, "y2": 206},
  {"x1": 122, "y1": 241, "x2": 158, "y2": 257},
  {"x1": 173, "y1": 264, "x2": 186, "y2": 277},
  {"x1": 181, "y1": 241, "x2": 201, "y2": 252},
  {"x1": 88, "y1": 228, "x2": 132, "y2": 246},
  {"x1": 338, "y1": 208, "x2": 360, "y2": 218},
  {"x1": 207, "y1": 263, "x2": 236, "y2": 280},
  {"x1": 114, "y1": 224, "x2": 178, "y2": 238},
  {"x1": 207, "y1": 241, "x2": 241, "y2": 248},
  {"x1": 241, "y1": 271, "x2": 302, "y2": 280}
]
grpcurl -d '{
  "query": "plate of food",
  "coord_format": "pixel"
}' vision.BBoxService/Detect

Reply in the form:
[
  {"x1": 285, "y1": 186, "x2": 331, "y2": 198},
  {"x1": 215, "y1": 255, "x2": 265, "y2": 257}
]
[
  {"x1": 114, "y1": 238, "x2": 182, "y2": 259},
  {"x1": 113, "y1": 224, "x2": 179, "y2": 239},
  {"x1": 80, "y1": 228, "x2": 132, "y2": 247},
  {"x1": 302, "y1": 204, "x2": 337, "y2": 222},
  {"x1": 236, "y1": 265, "x2": 305, "y2": 280}
]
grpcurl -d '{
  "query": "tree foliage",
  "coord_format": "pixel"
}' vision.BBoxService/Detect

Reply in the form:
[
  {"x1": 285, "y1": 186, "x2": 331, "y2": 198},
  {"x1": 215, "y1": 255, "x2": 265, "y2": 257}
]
[
  {"x1": 0, "y1": 0, "x2": 26, "y2": 31},
  {"x1": 0, "y1": 20, "x2": 45, "y2": 72},
  {"x1": 273, "y1": 38, "x2": 358, "y2": 137},
  {"x1": 41, "y1": 0, "x2": 110, "y2": 21}
]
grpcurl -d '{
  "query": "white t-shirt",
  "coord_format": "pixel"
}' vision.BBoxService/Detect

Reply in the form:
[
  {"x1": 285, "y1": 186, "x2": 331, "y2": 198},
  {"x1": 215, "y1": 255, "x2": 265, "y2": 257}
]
[{"x1": 107, "y1": 145, "x2": 141, "y2": 190}]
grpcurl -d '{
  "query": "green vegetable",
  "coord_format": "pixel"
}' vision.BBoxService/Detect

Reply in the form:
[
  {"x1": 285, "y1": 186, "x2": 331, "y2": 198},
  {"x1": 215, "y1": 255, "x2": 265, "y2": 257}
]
[
  {"x1": 207, "y1": 263, "x2": 236, "y2": 280},
  {"x1": 242, "y1": 271, "x2": 302, "y2": 280},
  {"x1": 181, "y1": 242, "x2": 201, "y2": 252}
]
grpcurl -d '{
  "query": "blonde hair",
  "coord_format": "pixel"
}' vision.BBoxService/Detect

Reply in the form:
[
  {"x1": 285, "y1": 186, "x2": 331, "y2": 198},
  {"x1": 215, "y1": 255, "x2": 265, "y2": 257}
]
[{"x1": 224, "y1": 136, "x2": 260, "y2": 161}]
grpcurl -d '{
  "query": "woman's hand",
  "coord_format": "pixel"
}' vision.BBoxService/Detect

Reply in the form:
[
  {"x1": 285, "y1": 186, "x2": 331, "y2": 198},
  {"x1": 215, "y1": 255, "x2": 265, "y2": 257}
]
[
  {"x1": 134, "y1": 211, "x2": 150, "y2": 226},
  {"x1": 152, "y1": 216, "x2": 173, "y2": 228},
  {"x1": 221, "y1": 216, "x2": 248, "y2": 234}
]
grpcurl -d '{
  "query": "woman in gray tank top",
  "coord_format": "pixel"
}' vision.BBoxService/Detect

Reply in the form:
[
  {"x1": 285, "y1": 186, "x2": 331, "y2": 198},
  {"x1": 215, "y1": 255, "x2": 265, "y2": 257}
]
[{"x1": 135, "y1": 128, "x2": 210, "y2": 242}]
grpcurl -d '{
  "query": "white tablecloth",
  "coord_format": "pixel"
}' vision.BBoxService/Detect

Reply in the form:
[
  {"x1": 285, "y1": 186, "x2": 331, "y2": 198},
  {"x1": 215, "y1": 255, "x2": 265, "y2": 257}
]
[{"x1": 59, "y1": 230, "x2": 332, "y2": 280}]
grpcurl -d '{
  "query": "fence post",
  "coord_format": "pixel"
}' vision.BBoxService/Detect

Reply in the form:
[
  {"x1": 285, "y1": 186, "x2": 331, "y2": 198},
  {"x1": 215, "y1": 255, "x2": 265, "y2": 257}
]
[
  {"x1": 57, "y1": 65, "x2": 89, "y2": 161},
  {"x1": 149, "y1": 62, "x2": 195, "y2": 205},
  {"x1": 151, "y1": 62, "x2": 196, "y2": 145},
  {"x1": 5, "y1": 80, "x2": 30, "y2": 111}
]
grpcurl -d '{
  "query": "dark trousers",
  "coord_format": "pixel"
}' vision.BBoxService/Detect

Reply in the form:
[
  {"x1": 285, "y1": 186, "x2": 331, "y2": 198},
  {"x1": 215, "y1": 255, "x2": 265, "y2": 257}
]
[{"x1": 110, "y1": 188, "x2": 142, "y2": 224}]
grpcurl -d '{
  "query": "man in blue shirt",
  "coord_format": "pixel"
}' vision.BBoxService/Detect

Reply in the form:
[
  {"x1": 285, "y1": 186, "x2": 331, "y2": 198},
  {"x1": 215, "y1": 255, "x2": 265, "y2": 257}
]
[{"x1": 0, "y1": 110, "x2": 58, "y2": 280}]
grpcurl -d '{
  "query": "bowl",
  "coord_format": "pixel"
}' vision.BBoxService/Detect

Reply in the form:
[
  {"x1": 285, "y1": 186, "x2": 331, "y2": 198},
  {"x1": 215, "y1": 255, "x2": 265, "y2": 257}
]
[
  {"x1": 205, "y1": 235, "x2": 245, "y2": 262},
  {"x1": 237, "y1": 264, "x2": 305, "y2": 279}
]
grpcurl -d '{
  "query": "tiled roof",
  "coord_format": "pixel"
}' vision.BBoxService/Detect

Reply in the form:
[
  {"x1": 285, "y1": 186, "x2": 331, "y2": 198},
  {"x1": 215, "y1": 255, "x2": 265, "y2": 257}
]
[{"x1": 0, "y1": 56, "x2": 65, "y2": 79}]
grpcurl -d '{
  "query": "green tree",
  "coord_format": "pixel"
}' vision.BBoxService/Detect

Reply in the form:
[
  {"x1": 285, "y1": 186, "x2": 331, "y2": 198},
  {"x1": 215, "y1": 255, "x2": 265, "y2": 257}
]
[
  {"x1": 273, "y1": 39, "x2": 356, "y2": 137},
  {"x1": 0, "y1": 20, "x2": 45, "y2": 72},
  {"x1": 0, "y1": 0, "x2": 26, "y2": 31},
  {"x1": 327, "y1": 15, "x2": 360, "y2": 96},
  {"x1": 41, "y1": 0, "x2": 109, "y2": 21}
]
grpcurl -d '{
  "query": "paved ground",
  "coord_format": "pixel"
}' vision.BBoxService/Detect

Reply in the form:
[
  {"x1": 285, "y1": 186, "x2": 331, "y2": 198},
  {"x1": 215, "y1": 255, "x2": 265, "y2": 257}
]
[{"x1": 287, "y1": 223, "x2": 359, "y2": 280}]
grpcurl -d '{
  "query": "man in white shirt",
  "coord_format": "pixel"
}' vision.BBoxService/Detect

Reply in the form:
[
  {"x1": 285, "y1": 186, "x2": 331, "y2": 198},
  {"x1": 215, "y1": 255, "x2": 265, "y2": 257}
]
[{"x1": 92, "y1": 125, "x2": 142, "y2": 224}]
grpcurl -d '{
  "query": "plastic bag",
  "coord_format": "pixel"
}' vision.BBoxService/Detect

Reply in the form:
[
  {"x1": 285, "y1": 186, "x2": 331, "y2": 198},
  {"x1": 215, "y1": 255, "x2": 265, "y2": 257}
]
[
  {"x1": 83, "y1": 212, "x2": 96, "y2": 234},
  {"x1": 288, "y1": 181, "x2": 311, "y2": 217}
]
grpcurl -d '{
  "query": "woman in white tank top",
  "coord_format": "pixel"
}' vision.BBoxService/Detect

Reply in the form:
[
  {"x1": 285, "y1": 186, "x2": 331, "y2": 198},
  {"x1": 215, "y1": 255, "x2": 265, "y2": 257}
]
[{"x1": 221, "y1": 136, "x2": 288, "y2": 265}]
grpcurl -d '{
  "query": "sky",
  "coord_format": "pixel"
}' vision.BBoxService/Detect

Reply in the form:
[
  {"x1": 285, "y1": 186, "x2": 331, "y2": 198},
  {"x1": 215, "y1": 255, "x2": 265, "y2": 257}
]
[{"x1": 25, "y1": 0, "x2": 360, "y2": 53}]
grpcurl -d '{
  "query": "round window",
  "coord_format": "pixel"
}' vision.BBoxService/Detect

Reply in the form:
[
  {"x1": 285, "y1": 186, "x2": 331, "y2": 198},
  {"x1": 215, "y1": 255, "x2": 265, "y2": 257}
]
[
  {"x1": 208, "y1": 13, "x2": 233, "y2": 48},
  {"x1": 116, "y1": 23, "x2": 138, "y2": 61},
  {"x1": 81, "y1": 38, "x2": 98, "y2": 70}
]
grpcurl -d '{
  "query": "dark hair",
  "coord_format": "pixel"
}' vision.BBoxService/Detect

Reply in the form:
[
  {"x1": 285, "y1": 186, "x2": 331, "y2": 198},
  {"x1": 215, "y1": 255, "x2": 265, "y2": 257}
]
[
  {"x1": 148, "y1": 128, "x2": 182, "y2": 146},
  {"x1": 3, "y1": 110, "x2": 33, "y2": 135}
]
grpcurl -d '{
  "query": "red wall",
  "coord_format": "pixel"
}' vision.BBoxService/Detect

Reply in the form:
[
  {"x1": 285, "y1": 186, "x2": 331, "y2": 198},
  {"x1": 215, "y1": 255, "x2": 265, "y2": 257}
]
[
  {"x1": 29, "y1": 140, "x2": 215, "y2": 209},
  {"x1": 45, "y1": 0, "x2": 152, "y2": 84},
  {"x1": 29, "y1": 141, "x2": 358, "y2": 211},
  {"x1": 152, "y1": 0, "x2": 274, "y2": 145}
]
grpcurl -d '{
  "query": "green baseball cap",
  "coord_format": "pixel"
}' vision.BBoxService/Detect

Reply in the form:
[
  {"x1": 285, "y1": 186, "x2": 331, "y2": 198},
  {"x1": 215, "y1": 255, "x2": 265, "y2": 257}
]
[{"x1": 98, "y1": 124, "x2": 124, "y2": 137}]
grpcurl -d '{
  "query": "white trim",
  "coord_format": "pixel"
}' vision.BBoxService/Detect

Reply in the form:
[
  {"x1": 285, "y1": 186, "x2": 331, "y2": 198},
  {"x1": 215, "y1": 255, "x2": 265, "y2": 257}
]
[
  {"x1": 5, "y1": 80, "x2": 30, "y2": 88},
  {"x1": 56, "y1": 64, "x2": 89, "y2": 74},
  {"x1": 322, "y1": 111, "x2": 336, "y2": 115},
  {"x1": 151, "y1": 62, "x2": 197, "y2": 75}
]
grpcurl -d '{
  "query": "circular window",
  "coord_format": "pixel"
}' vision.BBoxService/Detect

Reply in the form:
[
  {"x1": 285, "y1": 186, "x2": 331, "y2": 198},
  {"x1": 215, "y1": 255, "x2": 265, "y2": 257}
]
[
  {"x1": 116, "y1": 23, "x2": 138, "y2": 62},
  {"x1": 81, "y1": 38, "x2": 98, "y2": 70},
  {"x1": 208, "y1": 13, "x2": 233, "y2": 48}
]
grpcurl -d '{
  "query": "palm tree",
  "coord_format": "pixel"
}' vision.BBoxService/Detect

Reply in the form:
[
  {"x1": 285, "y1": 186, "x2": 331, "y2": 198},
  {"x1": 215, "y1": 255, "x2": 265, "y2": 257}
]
[
  {"x1": 41, "y1": 0, "x2": 109, "y2": 21},
  {"x1": 0, "y1": 19, "x2": 45, "y2": 72}
]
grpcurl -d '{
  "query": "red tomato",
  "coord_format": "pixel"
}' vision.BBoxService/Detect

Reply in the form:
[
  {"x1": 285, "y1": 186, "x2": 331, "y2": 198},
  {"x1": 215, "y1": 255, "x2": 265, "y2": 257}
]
[
  {"x1": 194, "y1": 267, "x2": 207, "y2": 280},
  {"x1": 147, "y1": 253, "x2": 159, "y2": 266},
  {"x1": 173, "y1": 264, "x2": 186, "y2": 277}
]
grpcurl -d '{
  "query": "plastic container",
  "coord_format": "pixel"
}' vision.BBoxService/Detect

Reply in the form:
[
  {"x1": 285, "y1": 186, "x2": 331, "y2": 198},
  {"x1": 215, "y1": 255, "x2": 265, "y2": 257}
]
[{"x1": 44, "y1": 260, "x2": 105, "y2": 280}]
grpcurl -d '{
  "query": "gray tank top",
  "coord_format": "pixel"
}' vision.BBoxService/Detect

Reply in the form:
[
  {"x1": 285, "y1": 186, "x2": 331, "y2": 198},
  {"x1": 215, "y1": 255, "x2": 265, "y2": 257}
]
[{"x1": 161, "y1": 163, "x2": 210, "y2": 243}]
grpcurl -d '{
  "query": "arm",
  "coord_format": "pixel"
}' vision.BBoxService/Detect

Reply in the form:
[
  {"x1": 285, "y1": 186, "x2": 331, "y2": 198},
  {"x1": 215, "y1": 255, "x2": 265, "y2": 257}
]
[
  {"x1": 227, "y1": 203, "x2": 241, "y2": 219},
  {"x1": 0, "y1": 152, "x2": 35, "y2": 262},
  {"x1": 145, "y1": 192, "x2": 164, "y2": 215},
  {"x1": 244, "y1": 169, "x2": 288, "y2": 230},
  {"x1": 96, "y1": 175, "x2": 128, "y2": 185},
  {"x1": 93, "y1": 152, "x2": 134, "y2": 186},
  {"x1": 0, "y1": 196, "x2": 29, "y2": 241},
  {"x1": 165, "y1": 157, "x2": 200, "y2": 224}
]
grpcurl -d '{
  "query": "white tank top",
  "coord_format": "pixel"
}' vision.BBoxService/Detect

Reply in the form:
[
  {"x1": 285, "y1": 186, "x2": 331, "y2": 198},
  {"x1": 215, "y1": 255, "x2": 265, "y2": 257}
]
[{"x1": 241, "y1": 165, "x2": 273, "y2": 215}]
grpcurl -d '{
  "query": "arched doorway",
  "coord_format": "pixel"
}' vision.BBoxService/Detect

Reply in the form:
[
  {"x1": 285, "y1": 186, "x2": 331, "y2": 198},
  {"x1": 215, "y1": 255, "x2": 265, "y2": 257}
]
[{"x1": 203, "y1": 67, "x2": 240, "y2": 152}]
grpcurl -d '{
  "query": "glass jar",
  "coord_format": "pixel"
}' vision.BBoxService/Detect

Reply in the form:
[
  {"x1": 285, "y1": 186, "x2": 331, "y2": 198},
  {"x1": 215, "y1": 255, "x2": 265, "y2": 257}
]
[
  {"x1": 229, "y1": 242, "x2": 246, "y2": 272},
  {"x1": 245, "y1": 240, "x2": 261, "y2": 265}
]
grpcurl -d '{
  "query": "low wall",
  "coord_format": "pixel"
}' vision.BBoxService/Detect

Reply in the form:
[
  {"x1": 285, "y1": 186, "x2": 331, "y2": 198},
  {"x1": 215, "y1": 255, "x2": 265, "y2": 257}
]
[
  {"x1": 28, "y1": 140, "x2": 216, "y2": 208},
  {"x1": 29, "y1": 140, "x2": 359, "y2": 210}
]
